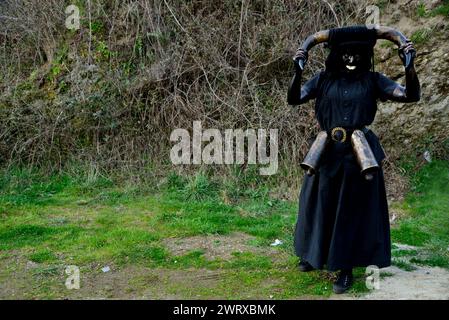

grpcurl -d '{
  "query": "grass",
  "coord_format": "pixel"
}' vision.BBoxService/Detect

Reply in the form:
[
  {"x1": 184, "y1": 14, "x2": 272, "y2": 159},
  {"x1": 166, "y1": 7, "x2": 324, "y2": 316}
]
[
  {"x1": 391, "y1": 160, "x2": 449, "y2": 268},
  {"x1": 410, "y1": 28, "x2": 432, "y2": 44},
  {"x1": 0, "y1": 160, "x2": 448, "y2": 298},
  {"x1": 391, "y1": 259, "x2": 417, "y2": 272},
  {"x1": 416, "y1": 0, "x2": 449, "y2": 18},
  {"x1": 417, "y1": 2, "x2": 427, "y2": 17},
  {"x1": 431, "y1": 1, "x2": 449, "y2": 17}
]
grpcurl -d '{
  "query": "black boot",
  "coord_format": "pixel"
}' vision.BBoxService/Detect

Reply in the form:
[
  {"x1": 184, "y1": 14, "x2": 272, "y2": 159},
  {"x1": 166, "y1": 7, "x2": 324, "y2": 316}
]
[
  {"x1": 298, "y1": 260, "x2": 315, "y2": 272},
  {"x1": 333, "y1": 269, "x2": 353, "y2": 294}
]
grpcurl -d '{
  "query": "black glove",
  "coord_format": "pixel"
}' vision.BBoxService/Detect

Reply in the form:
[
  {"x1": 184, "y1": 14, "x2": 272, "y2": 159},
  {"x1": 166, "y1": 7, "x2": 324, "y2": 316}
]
[
  {"x1": 293, "y1": 48, "x2": 308, "y2": 73},
  {"x1": 398, "y1": 40, "x2": 416, "y2": 68}
]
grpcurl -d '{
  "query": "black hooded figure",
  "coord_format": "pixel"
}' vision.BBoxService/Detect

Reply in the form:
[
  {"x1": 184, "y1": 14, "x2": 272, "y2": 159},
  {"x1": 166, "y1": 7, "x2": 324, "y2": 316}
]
[{"x1": 287, "y1": 25, "x2": 420, "y2": 293}]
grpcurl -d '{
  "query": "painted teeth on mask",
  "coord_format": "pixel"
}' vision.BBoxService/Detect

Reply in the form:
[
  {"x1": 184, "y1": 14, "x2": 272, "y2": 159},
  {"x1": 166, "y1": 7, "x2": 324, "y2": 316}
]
[{"x1": 346, "y1": 65, "x2": 356, "y2": 70}]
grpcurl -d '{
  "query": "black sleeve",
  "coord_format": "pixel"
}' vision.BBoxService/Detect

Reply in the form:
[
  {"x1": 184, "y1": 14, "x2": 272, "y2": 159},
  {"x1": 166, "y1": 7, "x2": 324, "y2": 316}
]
[
  {"x1": 374, "y1": 71, "x2": 420, "y2": 103},
  {"x1": 374, "y1": 72, "x2": 401, "y2": 102},
  {"x1": 287, "y1": 71, "x2": 324, "y2": 106},
  {"x1": 298, "y1": 72, "x2": 323, "y2": 104}
]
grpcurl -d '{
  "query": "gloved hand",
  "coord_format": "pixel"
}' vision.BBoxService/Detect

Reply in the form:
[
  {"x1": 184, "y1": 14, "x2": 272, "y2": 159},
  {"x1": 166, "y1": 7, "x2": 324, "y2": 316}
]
[
  {"x1": 398, "y1": 40, "x2": 416, "y2": 68},
  {"x1": 293, "y1": 48, "x2": 308, "y2": 73}
]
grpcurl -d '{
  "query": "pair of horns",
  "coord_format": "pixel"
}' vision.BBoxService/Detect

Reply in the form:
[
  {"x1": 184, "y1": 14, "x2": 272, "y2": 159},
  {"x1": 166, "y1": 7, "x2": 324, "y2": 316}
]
[{"x1": 297, "y1": 25, "x2": 412, "y2": 69}]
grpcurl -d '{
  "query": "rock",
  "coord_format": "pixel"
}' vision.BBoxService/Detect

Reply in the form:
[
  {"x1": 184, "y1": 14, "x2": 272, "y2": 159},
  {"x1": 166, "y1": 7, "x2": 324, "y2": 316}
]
[
  {"x1": 392, "y1": 243, "x2": 419, "y2": 251},
  {"x1": 270, "y1": 239, "x2": 283, "y2": 246},
  {"x1": 371, "y1": 7, "x2": 449, "y2": 161},
  {"x1": 423, "y1": 151, "x2": 432, "y2": 162},
  {"x1": 26, "y1": 261, "x2": 39, "y2": 270}
]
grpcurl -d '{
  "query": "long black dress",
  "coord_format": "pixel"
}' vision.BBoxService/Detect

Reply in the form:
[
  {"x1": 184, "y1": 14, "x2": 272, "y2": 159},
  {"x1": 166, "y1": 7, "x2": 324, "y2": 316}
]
[{"x1": 293, "y1": 70, "x2": 398, "y2": 271}]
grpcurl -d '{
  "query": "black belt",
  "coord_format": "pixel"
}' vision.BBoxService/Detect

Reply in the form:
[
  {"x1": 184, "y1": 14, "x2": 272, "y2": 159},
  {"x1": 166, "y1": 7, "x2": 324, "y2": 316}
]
[{"x1": 328, "y1": 126, "x2": 369, "y2": 143}]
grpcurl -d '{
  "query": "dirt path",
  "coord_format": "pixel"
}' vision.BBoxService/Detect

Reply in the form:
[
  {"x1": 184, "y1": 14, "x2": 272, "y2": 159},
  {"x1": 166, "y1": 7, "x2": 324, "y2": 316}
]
[
  {"x1": 334, "y1": 243, "x2": 449, "y2": 300},
  {"x1": 356, "y1": 265, "x2": 449, "y2": 300}
]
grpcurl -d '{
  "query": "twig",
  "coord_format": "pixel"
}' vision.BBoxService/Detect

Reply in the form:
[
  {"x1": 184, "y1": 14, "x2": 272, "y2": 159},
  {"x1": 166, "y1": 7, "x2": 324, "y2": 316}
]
[
  {"x1": 321, "y1": 0, "x2": 340, "y2": 27},
  {"x1": 162, "y1": 0, "x2": 187, "y2": 33}
]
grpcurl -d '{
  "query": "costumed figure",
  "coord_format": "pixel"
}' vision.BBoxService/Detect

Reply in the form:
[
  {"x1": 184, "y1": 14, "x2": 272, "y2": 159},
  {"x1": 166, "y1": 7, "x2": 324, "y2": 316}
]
[{"x1": 287, "y1": 25, "x2": 420, "y2": 293}]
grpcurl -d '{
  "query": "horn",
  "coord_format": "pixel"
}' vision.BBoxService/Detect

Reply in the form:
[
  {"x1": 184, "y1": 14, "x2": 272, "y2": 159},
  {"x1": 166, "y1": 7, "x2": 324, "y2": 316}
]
[
  {"x1": 296, "y1": 30, "x2": 330, "y2": 70},
  {"x1": 373, "y1": 25, "x2": 413, "y2": 68}
]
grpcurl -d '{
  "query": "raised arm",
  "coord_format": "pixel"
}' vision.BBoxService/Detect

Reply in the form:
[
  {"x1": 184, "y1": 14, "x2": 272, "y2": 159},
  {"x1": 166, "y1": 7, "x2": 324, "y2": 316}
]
[
  {"x1": 376, "y1": 41, "x2": 420, "y2": 102},
  {"x1": 287, "y1": 48, "x2": 322, "y2": 105}
]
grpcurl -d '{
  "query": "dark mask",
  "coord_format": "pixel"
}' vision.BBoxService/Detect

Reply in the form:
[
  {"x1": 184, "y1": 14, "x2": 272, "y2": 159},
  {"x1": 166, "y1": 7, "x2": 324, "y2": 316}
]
[
  {"x1": 332, "y1": 43, "x2": 373, "y2": 73},
  {"x1": 339, "y1": 46, "x2": 363, "y2": 72}
]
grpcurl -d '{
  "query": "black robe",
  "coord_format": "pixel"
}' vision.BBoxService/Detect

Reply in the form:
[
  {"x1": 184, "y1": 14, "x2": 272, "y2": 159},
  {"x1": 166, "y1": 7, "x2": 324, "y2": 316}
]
[{"x1": 293, "y1": 70, "x2": 396, "y2": 271}]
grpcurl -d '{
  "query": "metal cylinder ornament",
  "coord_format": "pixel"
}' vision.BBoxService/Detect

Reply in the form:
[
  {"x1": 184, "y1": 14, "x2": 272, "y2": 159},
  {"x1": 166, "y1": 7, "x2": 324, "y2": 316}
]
[
  {"x1": 300, "y1": 131, "x2": 329, "y2": 176},
  {"x1": 350, "y1": 130, "x2": 379, "y2": 180}
]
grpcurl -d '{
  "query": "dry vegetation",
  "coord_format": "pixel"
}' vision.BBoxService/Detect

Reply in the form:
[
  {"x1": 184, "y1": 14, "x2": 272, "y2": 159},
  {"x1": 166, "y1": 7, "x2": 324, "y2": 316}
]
[{"x1": 0, "y1": 0, "x2": 369, "y2": 169}]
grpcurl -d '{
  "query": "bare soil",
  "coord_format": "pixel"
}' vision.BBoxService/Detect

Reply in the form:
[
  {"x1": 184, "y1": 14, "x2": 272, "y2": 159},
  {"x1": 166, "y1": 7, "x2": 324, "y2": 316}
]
[{"x1": 161, "y1": 232, "x2": 285, "y2": 260}]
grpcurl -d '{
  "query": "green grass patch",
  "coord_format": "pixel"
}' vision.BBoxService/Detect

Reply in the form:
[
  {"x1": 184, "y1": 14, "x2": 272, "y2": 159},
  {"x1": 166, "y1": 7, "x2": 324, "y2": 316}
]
[
  {"x1": 29, "y1": 249, "x2": 58, "y2": 263},
  {"x1": 417, "y1": 2, "x2": 427, "y2": 17},
  {"x1": 410, "y1": 28, "x2": 432, "y2": 44},
  {"x1": 0, "y1": 224, "x2": 82, "y2": 250},
  {"x1": 392, "y1": 160, "x2": 449, "y2": 268},
  {"x1": 415, "y1": 1, "x2": 449, "y2": 18},
  {"x1": 392, "y1": 259, "x2": 417, "y2": 271},
  {"x1": 410, "y1": 255, "x2": 449, "y2": 268},
  {"x1": 431, "y1": 0, "x2": 449, "y2": 17},
  {"x1": 392, "y1": 249, "x2": 418, "y2": 258}
]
